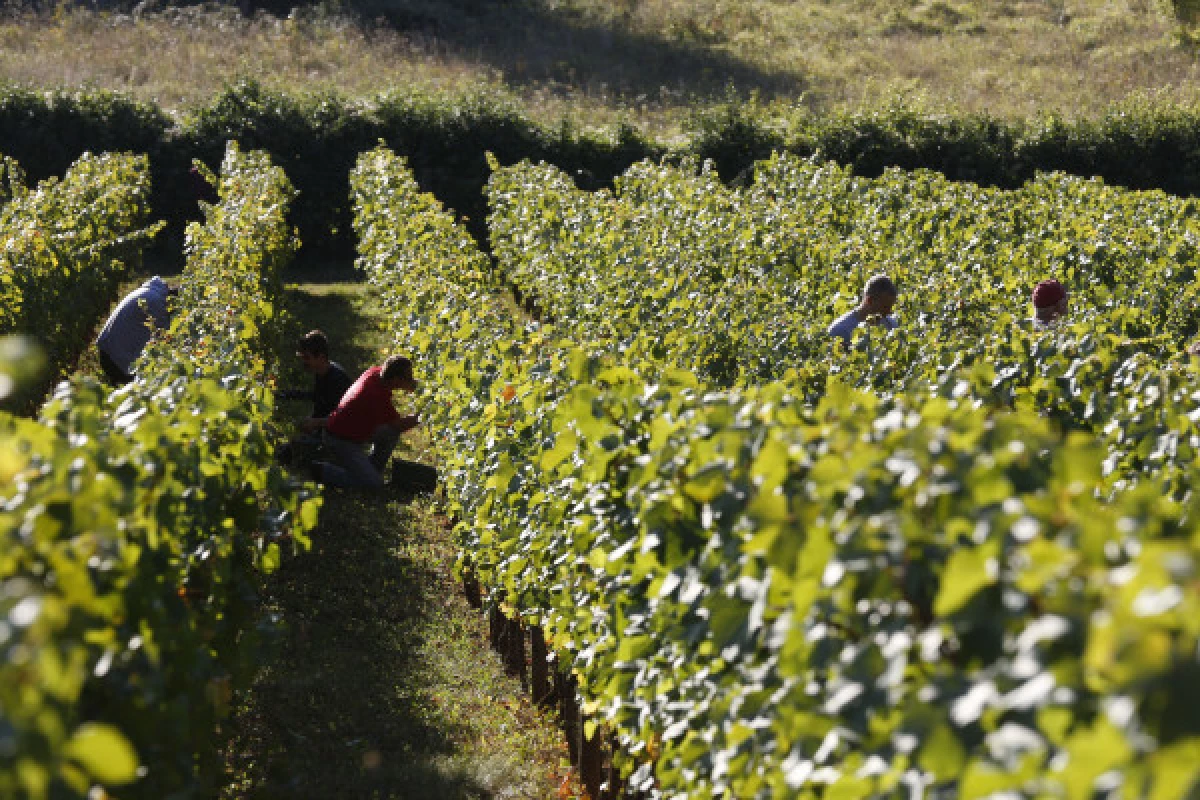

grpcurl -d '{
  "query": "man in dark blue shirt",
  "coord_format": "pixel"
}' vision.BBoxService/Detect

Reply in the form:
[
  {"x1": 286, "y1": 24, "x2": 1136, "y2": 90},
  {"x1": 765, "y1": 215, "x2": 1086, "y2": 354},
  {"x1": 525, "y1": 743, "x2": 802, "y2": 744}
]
[
  {"x1": 276, "y1": 330, "x2": 354, "y2": 465},
  {"x1": 282, "y1": 330, "x2": 354, "y2": 421}
]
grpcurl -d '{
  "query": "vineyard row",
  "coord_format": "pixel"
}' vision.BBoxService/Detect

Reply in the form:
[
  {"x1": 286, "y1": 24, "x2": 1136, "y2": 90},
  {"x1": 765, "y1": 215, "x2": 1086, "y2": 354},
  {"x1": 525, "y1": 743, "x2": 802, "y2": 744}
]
[
  {"x1": 0, "y1": 144, "x2": 319, "y2": 800},
  {"x1": 354, "y1": 148, "x2": 1200, "y2": 800}
]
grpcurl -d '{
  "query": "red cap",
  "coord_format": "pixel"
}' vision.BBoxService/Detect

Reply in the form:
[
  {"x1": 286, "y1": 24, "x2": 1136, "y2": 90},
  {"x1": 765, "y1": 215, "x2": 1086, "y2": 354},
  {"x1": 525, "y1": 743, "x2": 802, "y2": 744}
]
[{"x1": 1032, "y1": 279, "x2": 1066, "y2": 309}]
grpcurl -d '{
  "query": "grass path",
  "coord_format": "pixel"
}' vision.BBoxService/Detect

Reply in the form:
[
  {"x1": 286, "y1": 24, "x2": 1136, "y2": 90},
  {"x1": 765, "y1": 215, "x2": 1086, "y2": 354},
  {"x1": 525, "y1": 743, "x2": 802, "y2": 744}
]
[{"x1": 220, "y1": 271, "x2": 572, "y2": 800}]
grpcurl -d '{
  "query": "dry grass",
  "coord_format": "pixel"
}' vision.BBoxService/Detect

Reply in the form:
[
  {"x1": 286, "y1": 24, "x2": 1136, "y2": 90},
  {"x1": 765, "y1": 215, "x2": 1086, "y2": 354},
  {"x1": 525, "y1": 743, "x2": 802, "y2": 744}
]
[{"x1": 0, "y1": 0, "x2": 1199, "y2": 131}]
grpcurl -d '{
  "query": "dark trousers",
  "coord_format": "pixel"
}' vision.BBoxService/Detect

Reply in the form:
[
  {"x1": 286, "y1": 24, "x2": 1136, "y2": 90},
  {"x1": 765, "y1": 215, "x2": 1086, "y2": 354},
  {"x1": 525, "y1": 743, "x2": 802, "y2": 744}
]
[
  {"x1": 98, "y1": 348, "x2": 132, "y2": 386},
  {"x1": 317, "y1": 425, "x2": 400, "y2": 490}
]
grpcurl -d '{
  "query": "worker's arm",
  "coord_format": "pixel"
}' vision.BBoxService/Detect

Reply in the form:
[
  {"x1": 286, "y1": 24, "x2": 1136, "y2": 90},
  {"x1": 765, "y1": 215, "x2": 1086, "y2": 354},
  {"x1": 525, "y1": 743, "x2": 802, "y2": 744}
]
[
  {"x1": 299, "y1": 416, "x2": 328, "y2": 433},
  {"x1": 391, "y1": 414, "x2": 419, "y2": 433}
]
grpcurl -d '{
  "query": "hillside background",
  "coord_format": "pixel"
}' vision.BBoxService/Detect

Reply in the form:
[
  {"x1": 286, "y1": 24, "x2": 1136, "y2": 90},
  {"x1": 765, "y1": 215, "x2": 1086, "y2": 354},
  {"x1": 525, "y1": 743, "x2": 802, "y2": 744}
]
[{"x1": 2, "y1": 0, "x2": 1199, "y2": 132}]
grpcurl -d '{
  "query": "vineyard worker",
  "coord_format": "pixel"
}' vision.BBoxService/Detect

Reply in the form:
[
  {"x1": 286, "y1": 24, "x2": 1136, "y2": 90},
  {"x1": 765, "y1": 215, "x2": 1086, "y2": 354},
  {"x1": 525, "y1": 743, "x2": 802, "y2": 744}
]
[
  {"x1": 274, "y1": 330, "x2": 355, "y2": 465},
  {"x1": 1031, "y1": 279, "x2": 1069, "y2": 329},
  {"x1": 306, "y1": 355, "x2": 420, "y2": 489},
  {"x1": 280, "y1": 330, "x2": 354, "y2": 423},
  {"x1": 827, "y1": 274, "x2": 899, "y2": 344},
  {"x1": 95, "y1": 276, "x2": 177, "y2": 386}
]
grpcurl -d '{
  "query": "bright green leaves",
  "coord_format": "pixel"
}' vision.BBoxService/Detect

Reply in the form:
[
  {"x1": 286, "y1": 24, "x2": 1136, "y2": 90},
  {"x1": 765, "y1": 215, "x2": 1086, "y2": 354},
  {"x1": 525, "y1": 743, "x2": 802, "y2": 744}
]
[
  {"x1": 0, "y1": 152, "x2": 161, "y2": 385},
  {"x1": 63, "y1": 724, "x2": 138, "y2": 786},
  {"x1": 0, "y1": 143, "x2": 314, "y2": 800},
  {"x1": 0, "y1": 153, "x2": 24, "y2": 205},
  {"x1": 1139, "y1": 739, "x2": 1200, "y2": 800},
  {"x1": 261, "y1": 542, "x2": 282, "y2": 574},
  {"x1": 918, "y1": 723, "x2": 967, "y2": 781},
  {"x1": 934, "y1": 542, "x2": 999, "y2": 617},
  {"x1": 0, "y1": 335, "x2": 42, "y2": 402},
  {"x1": 682, "y1": 463, "x2": 728, "y2": 504},
  {"x1": 355, "y1": 146, "x2": 1200, "y2": 800},
  {"x1": 961, "y1": 753, "x2": 1043, "y2": 799},
  {"x1": 1057, "y1": 718, "x2": 1134, "y2": 800},
  {"x1": 1014, "y1": 537, "x2": 1077, "y2": 595},
  {"x1": 539, "y1": 428, "x2": 577, "y2": 472}
]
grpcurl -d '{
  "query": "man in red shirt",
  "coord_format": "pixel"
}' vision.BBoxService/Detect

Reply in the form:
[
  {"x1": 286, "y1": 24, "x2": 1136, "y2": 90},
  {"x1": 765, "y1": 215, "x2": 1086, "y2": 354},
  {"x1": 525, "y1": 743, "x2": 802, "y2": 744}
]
[
  {"x1": 306, "y1": 355, "x2": 419, "y2": 489},
  {"x1": 1031, "y1": 279, "x2": 1069, "y2": 329}
]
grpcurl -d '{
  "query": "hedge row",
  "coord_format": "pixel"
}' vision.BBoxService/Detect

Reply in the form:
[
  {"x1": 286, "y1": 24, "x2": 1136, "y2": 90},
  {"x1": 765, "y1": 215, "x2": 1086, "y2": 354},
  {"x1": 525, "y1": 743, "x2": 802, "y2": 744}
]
[{"x1": 8, "y1": 83, "x2": 1200, "y2": 257}]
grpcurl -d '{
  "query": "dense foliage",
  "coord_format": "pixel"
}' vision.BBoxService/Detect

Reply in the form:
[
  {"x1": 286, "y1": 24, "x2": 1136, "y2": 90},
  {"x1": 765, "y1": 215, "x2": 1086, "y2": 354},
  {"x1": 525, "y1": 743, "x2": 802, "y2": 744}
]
[
  {"x1": 488, "y1": 154, "x2": 1200, "y2": 388},
  {"x1": 12, "y1": 83, "x2": 1200, "y2": 258},
  {"x1": 0, "y1": 335, "x2": 43, "y2": 401},
  {"x1": 0, "y1": 143, "x2": 319, "y2": 799},
  {"x1": 0, "y1": 155, "x2": 24, "y2": 206},
  {"x1": 356, "y1": 146, "x2": 1200, "y2": 799},
  {"x1": 0, "y1": 150, "x2": 160, "y2": 383}
]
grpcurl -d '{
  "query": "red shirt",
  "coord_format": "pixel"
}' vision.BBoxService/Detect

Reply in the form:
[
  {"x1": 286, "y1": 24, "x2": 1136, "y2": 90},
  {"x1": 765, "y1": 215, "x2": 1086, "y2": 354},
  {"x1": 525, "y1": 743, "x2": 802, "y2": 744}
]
[{"x1": 326, "y1": 367, "x2": 401, "y2": 442}]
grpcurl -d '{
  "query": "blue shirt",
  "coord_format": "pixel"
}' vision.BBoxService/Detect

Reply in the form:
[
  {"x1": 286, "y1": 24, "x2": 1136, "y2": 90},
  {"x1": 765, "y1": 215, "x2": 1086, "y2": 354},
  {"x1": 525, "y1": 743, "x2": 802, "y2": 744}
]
[
  {"x1": 828, "y1": 310, "x2": 898, "y2": 343},
  {"x1": 96, "y1": 276, "x2": 171, "y2": 373}
]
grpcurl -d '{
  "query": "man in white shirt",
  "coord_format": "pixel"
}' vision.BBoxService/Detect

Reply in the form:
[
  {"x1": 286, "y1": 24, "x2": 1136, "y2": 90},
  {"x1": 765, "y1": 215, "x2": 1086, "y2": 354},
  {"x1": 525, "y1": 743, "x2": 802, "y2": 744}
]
[
  {"x1": 828, "y1": 274, "x2": 899, "y2": 344},
  {"x1": 95, "y1": 276, "x2": 176, "y2": 385}
]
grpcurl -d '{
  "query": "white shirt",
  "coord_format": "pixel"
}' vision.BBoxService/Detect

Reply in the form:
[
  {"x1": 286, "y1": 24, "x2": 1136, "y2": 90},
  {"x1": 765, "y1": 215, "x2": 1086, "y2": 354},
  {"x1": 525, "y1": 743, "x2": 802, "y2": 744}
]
[
  {"x1": 828, "y1": 310, "x2": 898, "y2": 343},
  {"x1": 96, "y1": 276, "x2": 171, "y2": 373}
]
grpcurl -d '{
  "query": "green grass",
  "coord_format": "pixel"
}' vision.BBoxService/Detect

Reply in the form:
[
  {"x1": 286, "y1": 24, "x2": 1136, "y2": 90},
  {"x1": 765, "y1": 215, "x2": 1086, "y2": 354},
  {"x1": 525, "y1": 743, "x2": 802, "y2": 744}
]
[
  {"x1": 0, "y1": 1, "x2": 1198, "y2": 133},
  {"x1": 220, "y1": 273, "x2": 573, "y2": 799}
]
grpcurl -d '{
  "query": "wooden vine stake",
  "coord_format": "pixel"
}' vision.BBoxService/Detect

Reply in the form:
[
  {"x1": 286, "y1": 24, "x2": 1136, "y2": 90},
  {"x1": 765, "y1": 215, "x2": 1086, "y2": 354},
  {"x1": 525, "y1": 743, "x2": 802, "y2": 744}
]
[
  {"x1": 604, "y1": 734, "x2": 624, "y2": 800},
  {"x1": 580, "y1": 722, "x2": 604, "y2": 800},
  {"x1": 471, "y1": 587, "x2": 650, "y2": 798},
  {"x1": 489, "y1": 602, "x2": 504, "y2": 658},
  {"x1": 558, "y1": 669, "x2": 580, "y2": 766},
  {"x1": 505, "y1": 615, "x2": 527, "y2": 684},
  {"x1": 462, "y1": 569, "x2": 482, "y2": 609},
  {"x1": 530, "y1": 625, "x2": 555, "y2": 707}
]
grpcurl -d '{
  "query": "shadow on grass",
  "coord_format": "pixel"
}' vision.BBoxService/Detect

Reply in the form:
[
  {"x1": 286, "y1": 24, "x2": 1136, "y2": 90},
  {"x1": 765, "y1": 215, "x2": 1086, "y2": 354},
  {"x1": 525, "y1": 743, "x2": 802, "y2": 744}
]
[
  {"x1": 224, "y1": 280, "x2": 566, "y2": 798},
  {"x1": 342, "y1": 0, "x2": 804, "y2": 102},
  {"x1": 279, "y1": 281, "x2": 380, "y2": 382},
  {"x1": 225, "y1": 492, "x2": 495, "y2": 800},
  {"x1": 284, "y1": 253, "x2": 367, "y2": 288},
  {"x1": 224, "y1": 282, "x2": 510, "y2": 799}
]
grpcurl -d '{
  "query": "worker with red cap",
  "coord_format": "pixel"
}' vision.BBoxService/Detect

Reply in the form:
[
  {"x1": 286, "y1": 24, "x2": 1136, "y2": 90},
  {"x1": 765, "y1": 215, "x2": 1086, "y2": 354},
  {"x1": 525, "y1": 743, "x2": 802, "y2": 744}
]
[{"x1": 1032, "y1": 279, "x2": 1068, "y2": 329}]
